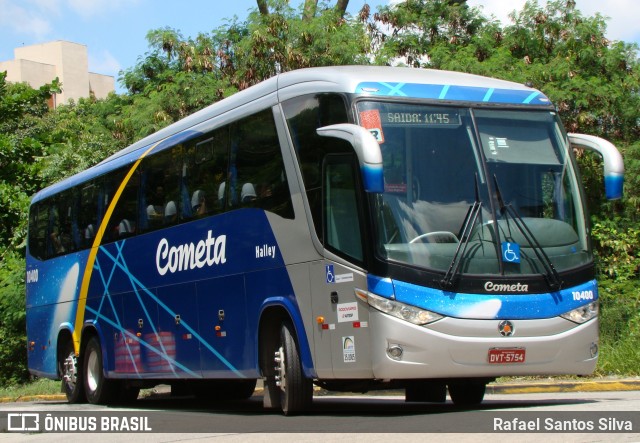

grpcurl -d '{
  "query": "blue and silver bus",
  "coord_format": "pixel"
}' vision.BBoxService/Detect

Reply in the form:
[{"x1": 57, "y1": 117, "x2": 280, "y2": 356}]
[{"x1": 26, "y1": 66, "x2": 624, "y2": 414}]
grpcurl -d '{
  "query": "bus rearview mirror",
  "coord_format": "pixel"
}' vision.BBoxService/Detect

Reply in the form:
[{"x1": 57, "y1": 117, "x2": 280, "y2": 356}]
[
  {"x1": 568, "y1": 133, "x2": 624, "y2": 200},
  {"x1": 317, "y1": 124, "x2": 384, "y2": 193}
]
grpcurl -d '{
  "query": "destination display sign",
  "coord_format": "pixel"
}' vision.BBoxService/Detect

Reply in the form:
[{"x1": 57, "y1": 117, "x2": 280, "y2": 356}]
[{"x1": 381, "y1": 111, "x2": 461, "y2": 126}]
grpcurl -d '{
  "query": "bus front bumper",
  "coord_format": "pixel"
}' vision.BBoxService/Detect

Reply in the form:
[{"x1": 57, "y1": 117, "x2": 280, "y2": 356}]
[{"x1": 369, "y1": 311, "x2": 599, "y2": 379}]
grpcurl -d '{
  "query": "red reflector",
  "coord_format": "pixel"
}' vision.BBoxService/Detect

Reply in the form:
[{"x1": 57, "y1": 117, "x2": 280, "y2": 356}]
[
  {"x1": 321, "y1": 324, "x2": 329, "y2": 330},
  {"x1": 353, "y1": 322, "x2": 361, "y2": 328}
]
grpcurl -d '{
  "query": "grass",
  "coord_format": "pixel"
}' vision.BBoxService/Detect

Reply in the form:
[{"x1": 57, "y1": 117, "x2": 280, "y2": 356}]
[
  {"x1": 595, "y1": 337, "x2": 640, "y2": 377},
  {"x1": 0, "y1": 378, "x2": 61, "y2": 400}
]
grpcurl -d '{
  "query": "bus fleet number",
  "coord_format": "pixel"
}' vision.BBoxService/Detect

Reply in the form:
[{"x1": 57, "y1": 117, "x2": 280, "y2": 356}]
[{"x1": 572, "y1": 290, "x2": 594, "y2": 301}]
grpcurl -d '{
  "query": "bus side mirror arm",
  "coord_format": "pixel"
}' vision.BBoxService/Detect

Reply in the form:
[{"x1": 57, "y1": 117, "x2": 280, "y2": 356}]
[
  {"x1": 317, "y1": 124, "x2": 384, "y2": 193},
  {"x1": 568, "y1": 133, "x2": 624, "y2": 200}
]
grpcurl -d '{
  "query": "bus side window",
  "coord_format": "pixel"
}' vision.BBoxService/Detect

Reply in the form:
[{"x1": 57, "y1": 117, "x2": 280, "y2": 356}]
[
  {"x1": 323, "y1": 154, "x2": 364, "y2": 262},
  {"x1": 282, "y1": 93, "x2": 350, "y2": 235},
  {"x1": 102, "y1": 168, "x2": 139, "y2": 243},
  {"x1": 46, "y1": 192, "x2": 76, "y2": 257},
  {"x1": 140, "y1": 149, "x2": 183, "y2": 232},
  {"x1": 230, "y1": 109, "x2": 293, "y2": 218},
  {"x1": 28, "y1": 203, "x2": 48, "y2": 260},
  {"x1": 187, "y1": 127, "x2": 229, "y2": 217},
  {"x1": 79, "y1": 183, "x2": 100, "y2": 248},
  {"x1": 47, "y1": 205, "x2": 64, "y2": 256}
]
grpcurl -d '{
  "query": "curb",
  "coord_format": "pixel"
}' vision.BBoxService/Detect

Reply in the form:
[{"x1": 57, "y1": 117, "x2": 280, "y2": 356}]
[
  {"x1": 2, "y1": 379, "x2": 639, "y2": 403},
  {"x1": 486, "y1": 379, "x2": 640, "y2": 395},
  {"x1": 0, "y1": 394, "x2": 67, "y2": 403}
]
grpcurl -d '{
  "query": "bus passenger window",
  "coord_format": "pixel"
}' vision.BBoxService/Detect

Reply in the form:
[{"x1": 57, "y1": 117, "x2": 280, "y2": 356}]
[
  {"x1": 186, "y1": 128, "x2": 229, "y2": 217},
  {"x1": 79, "y1": 183, "x2": 100, "y2": 248},
  {"x1": 229, "y1": 110, "x2": 293, "y2": 218},
  {"x1": 28, "y1": 203, "x2": 48, "y2": 260},
  {"x1": 48, "y1": 206, "x2": 65, "y2": 256},
  {"x1": 140, "y1": 150, "x2": 183, "y2": 232},
  {"x1": 47, "y1": 192, "x2": 76, "y2": 256},
  {"x1": 102, "y1": 168, "x2": 139, "y2": 243}
]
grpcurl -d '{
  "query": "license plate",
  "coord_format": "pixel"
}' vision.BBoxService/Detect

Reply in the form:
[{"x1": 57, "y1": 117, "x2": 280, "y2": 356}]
[{"x1": 488, "y1": 348, "x2": 526, "y2": 364}]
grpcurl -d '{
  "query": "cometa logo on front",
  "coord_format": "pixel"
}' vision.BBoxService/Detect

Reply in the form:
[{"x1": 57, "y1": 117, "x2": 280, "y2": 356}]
[{"x1": 484, "y1": 281, "x2": 529, "y2": 292}]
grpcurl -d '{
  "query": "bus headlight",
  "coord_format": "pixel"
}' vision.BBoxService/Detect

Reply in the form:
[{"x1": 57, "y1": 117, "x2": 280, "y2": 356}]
[
  {"x1": 355, "y1": 289, "x2": 443, "y2": 325},
  {"x1": 560, "y1": 301, "x2": 599, "y2": 324}
]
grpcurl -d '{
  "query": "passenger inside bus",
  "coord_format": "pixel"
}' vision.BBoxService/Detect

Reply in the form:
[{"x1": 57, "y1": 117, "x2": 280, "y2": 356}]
[
  {"x1": 164, "y1": 201, "x2": 178, "y2": 224},
  {"x1": 241, "y1": 183, "x2": 257, "y2": 204},
  {"x1": 191, "y1": 190, "x2": 206, "y2": 216},
  {"x1": 117, "y1": 219, "x2": 134, "y2": 237}
]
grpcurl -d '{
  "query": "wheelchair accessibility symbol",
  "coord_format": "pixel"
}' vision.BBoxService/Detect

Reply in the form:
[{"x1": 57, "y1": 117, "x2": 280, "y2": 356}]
[
  {"x1": 326, "y1": 264, "x2": 335, "y2": 283},
  {"x1": 501, "y1": 242, "x2": 521, "y2": 264}
]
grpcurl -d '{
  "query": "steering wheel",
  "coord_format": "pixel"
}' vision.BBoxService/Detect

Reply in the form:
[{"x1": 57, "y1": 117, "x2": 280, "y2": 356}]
[{"x1": 409, "y1": 231, "x2": 459, "y2": 244}]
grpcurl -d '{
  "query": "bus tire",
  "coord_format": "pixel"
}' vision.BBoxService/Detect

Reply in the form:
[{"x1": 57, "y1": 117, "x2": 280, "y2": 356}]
[
  {"x1": 448, "y1": 381, "x2": 486, "y2": 407},
  {"x1": 83, "y1": 336, "x2": 116, "y2": 405},
  {"x1": 59, "y1": 339, "x2": 85, "y2": 403},
  {"x1": 272, "y1": 321, "x2": 312, "y2": 415}
]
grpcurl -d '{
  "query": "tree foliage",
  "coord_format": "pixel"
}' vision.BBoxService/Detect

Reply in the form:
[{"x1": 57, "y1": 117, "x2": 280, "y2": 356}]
[
  {"x1": 370, "y1": 0, "x2": 640, "y2": 142},
  {"x1": 0, "y1": 73, "x2": 60, "y2": 385}
]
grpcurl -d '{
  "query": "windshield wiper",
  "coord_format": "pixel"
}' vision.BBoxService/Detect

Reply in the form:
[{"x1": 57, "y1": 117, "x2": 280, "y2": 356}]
[
  {"x1": 440, "y1": 174, "x2": 482, "y2": 290},
  {"x1": 493, "y1": 175, "x2": 563, "y2": 291}
]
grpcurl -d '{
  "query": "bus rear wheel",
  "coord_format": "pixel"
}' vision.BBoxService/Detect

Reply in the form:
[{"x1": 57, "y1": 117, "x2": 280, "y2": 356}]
[
  {"x1": 448, "y1": 381, "x2": 487, "y2": 407},
  {"x1": 59, "y1": 340, "x2": 85, "y2": 403},
  {"x1": 269, "y1": 321, "x2": 312, "y2": 415},
  {"x1": 83, "y1": 336, "x2": 116, "y2": 405}
]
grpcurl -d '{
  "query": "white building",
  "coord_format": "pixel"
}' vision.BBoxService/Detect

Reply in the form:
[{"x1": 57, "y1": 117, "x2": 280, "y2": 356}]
[{"x1": 0, "y1": 41, "x2": 115, "y2": 107}]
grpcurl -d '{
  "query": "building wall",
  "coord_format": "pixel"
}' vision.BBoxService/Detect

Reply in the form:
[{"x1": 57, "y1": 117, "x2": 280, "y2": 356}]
[
  {"x1": 1, "y1": 59, "x2": 55, "y2": 86},
  {"x1": 1, "y1": 41, "x2": 115, "y2": 106},
  {"x1": 89, "y1": 72, "x2": 116, "y2": 99}
]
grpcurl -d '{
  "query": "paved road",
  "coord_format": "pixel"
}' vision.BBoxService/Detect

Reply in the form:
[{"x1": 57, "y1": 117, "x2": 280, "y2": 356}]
[{"x1": 0, "y1": 390, "x2": 638, "y2": 442}]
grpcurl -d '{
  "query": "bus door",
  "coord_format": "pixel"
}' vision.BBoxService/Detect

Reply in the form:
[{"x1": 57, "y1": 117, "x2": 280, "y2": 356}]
[{"x1": 310, "y1": 154, "x2": 373, "y2": 378}]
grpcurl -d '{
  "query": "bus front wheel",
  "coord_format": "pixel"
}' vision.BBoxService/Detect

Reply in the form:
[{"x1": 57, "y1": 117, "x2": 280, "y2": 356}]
[
  {"x1": 267, "y1": 321, "x2": 312, "y2": 415},
  {"x1": 448, "y1": 381, "x2": 487, "y2": 407}
]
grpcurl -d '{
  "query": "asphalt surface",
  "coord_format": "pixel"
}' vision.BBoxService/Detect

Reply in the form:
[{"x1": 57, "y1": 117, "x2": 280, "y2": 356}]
[{"x1": 2, "y1": 377, "x2": 639, "y2": 403}]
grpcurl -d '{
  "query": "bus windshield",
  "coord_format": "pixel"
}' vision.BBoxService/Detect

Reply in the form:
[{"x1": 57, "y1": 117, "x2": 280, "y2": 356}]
[{"x1": 357, "y1": 101, "x2": 590, "y2": 278}]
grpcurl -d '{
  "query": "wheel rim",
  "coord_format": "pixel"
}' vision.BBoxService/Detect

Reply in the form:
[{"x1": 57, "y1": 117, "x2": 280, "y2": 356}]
[
  {"x1": 62, "y1": 352, "x2": 78, "y2": 391},
  {"x1": 86, "y1": 348, "x2": 100, "y2": 393},
  {"x1": 274, "y1": 345, "x2": 286, "y2": 393}
]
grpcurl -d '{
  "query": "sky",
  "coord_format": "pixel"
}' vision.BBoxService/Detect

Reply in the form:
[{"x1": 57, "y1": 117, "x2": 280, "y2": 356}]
[{"x1": 1, "y1": 0, "x2": 639, "y2": 93}]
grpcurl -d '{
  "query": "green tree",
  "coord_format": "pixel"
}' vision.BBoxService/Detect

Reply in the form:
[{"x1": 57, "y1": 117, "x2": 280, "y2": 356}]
[
  {"x1": 0, "y1": 73, "x2": 60, "y2": 247},
  {"x1": 371, "y1": 0, "x2": 640, "y2": 142},
  {"x1": 0, "y1": 73, "x2": 60, "y2": 384}
]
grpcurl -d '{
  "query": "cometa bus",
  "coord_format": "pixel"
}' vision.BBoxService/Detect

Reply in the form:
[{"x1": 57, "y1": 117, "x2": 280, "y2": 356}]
[{"x1": 26, "y1": 66, "x2": 624, "y2": 414}]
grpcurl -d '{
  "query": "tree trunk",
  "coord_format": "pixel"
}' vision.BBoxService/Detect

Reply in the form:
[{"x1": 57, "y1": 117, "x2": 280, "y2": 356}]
[
  {"x1": 336, "y1": 0, "x2": 349, "y2": 17},
  {"x1": 257, "y1": 0, "x2": 269, "y2": 15}
]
